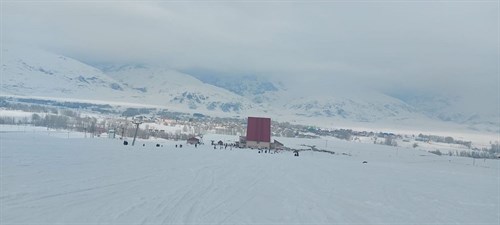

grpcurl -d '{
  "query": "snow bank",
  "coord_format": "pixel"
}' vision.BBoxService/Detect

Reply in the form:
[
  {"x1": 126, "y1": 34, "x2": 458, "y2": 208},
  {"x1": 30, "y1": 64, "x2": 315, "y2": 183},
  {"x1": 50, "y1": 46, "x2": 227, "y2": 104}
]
[{"x1": 1, "y1": 129, "x2": 498, "y2": 224}]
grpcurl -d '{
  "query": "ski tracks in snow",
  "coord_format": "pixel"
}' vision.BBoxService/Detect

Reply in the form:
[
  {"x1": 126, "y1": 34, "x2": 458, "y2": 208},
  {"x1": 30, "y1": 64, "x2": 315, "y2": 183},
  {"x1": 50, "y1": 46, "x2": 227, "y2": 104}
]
[{"x1": 154, "y1": 155, "x2": 271, "y2": 224}]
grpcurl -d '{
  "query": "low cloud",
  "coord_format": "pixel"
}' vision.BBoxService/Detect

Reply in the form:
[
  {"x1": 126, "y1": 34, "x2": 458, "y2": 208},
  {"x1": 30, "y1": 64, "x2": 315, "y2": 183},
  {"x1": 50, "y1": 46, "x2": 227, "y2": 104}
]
[{"x1": 3, "y1": 1, "x2": 498, "y2": 112}]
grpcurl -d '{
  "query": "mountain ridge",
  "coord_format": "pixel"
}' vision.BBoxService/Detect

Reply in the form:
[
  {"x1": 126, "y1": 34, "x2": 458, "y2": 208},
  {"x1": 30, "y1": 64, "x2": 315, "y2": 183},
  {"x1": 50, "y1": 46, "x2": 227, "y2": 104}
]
[{"x1": 1, "y1": 45, "x2": 497, "y2": 133}]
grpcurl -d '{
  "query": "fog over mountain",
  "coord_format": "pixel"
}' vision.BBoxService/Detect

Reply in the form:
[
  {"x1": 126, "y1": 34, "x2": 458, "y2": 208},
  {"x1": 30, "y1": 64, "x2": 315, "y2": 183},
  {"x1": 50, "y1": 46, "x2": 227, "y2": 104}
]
[{"x1": 2, "y1": 1, "x2": 498, "y2": 132}]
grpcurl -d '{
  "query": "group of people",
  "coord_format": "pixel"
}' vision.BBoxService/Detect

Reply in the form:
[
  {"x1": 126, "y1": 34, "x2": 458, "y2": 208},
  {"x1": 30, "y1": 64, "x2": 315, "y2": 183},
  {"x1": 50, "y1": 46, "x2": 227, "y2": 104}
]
[
  {"x1": 257, "y1": 149, "x2": 284, "y2": 155},
  {"x1": 212, "y1": 142, "x2": 234, "y2": 150}
]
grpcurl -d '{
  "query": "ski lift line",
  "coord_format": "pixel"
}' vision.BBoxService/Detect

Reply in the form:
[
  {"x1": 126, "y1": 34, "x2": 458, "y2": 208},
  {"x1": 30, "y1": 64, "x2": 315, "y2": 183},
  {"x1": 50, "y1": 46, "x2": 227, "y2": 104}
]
[{"x1": 131, "y1": 120, "x2": 143, "y2": 146}]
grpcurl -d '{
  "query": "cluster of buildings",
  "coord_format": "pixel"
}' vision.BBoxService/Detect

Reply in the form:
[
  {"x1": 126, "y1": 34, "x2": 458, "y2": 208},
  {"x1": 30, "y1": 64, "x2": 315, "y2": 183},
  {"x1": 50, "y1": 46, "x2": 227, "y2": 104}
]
[
  {"x1": 186, "y1": 116, "x2": 284, "y2": 150},
  {"x1": 236, "y1": 117, "x2": 284, "y2": 150}
]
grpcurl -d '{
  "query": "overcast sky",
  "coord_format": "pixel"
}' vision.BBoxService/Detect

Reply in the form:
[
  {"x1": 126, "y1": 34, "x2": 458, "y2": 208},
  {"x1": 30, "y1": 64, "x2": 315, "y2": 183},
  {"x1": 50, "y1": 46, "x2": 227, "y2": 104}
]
[{"x1": 2, "y1": 1, "x2": 499, "y2": 110}]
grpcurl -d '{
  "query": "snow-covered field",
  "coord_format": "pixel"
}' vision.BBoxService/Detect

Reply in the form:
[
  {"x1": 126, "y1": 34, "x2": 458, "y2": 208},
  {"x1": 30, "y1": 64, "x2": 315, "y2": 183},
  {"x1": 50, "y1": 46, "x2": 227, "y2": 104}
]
[{"x1": 1, "y1": 126, "x2": 499, "y2": 224}]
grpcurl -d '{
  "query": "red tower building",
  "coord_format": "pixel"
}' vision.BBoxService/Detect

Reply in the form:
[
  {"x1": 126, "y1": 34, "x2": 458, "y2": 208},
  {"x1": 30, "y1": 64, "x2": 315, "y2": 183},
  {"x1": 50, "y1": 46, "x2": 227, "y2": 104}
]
[{"x1": 246, "y1": 117, "x2": 271, "y2": 149}]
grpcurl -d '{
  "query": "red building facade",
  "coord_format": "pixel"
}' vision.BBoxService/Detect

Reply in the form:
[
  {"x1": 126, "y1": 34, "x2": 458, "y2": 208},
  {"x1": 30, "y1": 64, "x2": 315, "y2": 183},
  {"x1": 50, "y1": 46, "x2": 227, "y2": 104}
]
[{"x1": 246, "y1": 117, "x2": 271, "y2": 149}]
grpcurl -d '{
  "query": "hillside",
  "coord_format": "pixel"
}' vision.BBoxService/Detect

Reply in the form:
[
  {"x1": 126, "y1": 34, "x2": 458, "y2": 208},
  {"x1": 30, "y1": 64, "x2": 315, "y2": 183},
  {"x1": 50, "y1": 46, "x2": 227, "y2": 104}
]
[
  {"x1": 104, "y1": 64, "x2": 256, "y2": 114},
  {"x1": 0, "y1": 45, "x2": 136, "y2": 102},
  {"x1": 1, "y1": 45, "x2": 257, "y2": 115},
  {"x1": 1, "y1": 44, "x2": 498, "y2": 133},
  {"x1": 1, "y1": 126, "x2": 498, "y2": 224}
]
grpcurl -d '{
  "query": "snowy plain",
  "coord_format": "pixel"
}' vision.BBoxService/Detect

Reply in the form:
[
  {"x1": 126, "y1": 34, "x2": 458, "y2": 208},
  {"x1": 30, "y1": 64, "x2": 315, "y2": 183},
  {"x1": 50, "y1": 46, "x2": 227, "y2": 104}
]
[{"x1": 1, "y1": 125, "x2": 499, "y2": 225}]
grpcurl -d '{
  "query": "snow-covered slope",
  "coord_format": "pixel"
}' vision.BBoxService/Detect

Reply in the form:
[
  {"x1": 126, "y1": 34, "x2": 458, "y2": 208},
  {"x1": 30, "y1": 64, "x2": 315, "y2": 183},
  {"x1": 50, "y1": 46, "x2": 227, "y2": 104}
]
[
  {"x1": 1, "y1": 45, "x2": 136, "y2": 101},
  {"x1": 281, "y1": 92, "x2": 421, "y2": 122},
  {"x1": 187, "y1": 73, "x2": 282, "y2": 103},
  {"x1": 1, "y1": 128, "x2": 498, "y2": 224},
  {"x1": 393, "y1": 94, "x2": 499, "y2": 133},
  {"x1": 104, "y1": 65, "x2": 256, "y2": 113},
  {"x1": 0, "y1": 45, "x2": 257, "y2": 115},
  {"x1": 1, "y1": 44, "x2": 497, "y2": 132}
]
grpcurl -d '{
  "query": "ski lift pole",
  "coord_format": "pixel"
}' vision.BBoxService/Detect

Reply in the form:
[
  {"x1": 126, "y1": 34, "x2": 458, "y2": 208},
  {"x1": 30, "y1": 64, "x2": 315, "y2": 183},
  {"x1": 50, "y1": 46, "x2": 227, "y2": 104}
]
[{"x1": 132, "y1": 120, "x2": 142, "y2": 146}]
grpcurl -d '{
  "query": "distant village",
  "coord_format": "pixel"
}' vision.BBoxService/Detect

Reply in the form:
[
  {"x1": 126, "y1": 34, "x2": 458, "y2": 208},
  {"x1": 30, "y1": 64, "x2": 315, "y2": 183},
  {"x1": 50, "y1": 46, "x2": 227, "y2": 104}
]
[{"x1": 1, "y1": 96, "x2": 499, "y2": 158}]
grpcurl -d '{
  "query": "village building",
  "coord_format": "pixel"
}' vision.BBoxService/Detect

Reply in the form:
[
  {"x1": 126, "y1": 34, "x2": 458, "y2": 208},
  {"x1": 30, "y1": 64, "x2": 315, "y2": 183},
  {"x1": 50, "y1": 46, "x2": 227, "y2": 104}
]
[
  {"x1": 246, "y1": 117, "x2": 271, "y2": 149},
  {"x1": 271, "y1": 139, "x2": 284, "y2": 150},
  {"x1": 187, "y1": 137, "x2": 200, "y2": 145},
  {"x1": 108, "y1": 129, "x2": 116, "y2": 139},
  {"x1": 237, "y1": 136, "x2": 247, "y2": 148}
]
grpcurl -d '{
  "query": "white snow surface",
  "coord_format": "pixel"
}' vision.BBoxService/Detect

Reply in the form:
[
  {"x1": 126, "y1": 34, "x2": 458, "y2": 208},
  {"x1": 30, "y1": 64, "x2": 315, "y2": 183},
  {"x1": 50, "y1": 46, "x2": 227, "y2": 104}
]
[
  {"x1": 1, "y1": 45, "x2": 135, "y2": 101},
  {"x1": 1, "y1": 126, "x2": 499, "y2": 224}
]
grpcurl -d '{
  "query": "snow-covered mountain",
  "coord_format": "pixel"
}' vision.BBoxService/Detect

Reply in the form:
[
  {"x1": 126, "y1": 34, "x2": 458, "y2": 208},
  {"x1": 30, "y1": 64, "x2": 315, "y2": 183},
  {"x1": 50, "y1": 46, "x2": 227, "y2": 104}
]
[
  {"x1": 282, "y1": 93, "x2": 420, "y2": 122},
  {"x1": 1, "y1": 45, "x2": 256, "y2": 114},
  {"x1": 1, "y1": 45, "x2": 135, "y2": 101},
  {"x1": 392, "y1": 94, "x2": 499, "y2": 133},
  {"x1": 1, "y1": 44, "x2": 497, "y2": 132},
  {"x1": 102, "y1": 64, "x2": 256, "y2": 113},
  {"x1": 187, "y1": 72, "x2": 282, "y2": 104}
]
